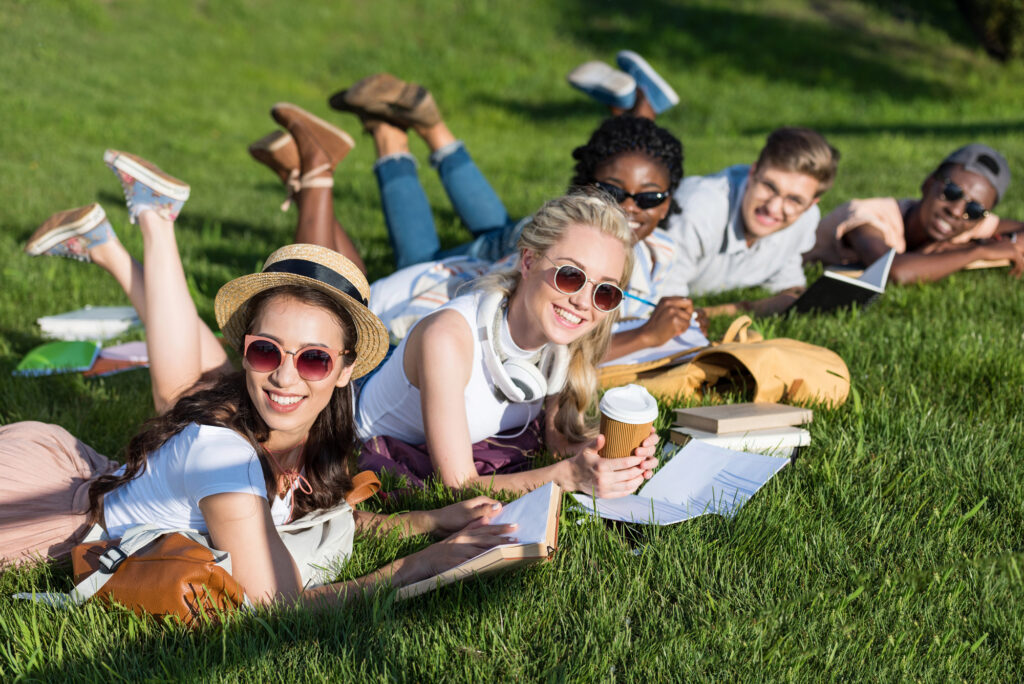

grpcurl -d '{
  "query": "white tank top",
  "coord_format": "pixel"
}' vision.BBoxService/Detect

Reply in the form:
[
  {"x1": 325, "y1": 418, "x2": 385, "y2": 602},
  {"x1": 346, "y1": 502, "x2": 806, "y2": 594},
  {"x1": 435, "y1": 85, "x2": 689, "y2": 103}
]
[{"x1": 355, "y1": 291, "x2": 543, "y2": 444}]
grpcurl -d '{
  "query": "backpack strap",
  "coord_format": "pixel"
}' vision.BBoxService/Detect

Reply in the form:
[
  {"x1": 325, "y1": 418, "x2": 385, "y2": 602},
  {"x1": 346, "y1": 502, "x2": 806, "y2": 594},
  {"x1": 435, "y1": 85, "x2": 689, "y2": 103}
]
[
  {"x1": 345, "y1": 471, "x2": 381, "y2": 507},
  {"x1": 12, "y1": 524, "x2": 229, "y2": 608}
]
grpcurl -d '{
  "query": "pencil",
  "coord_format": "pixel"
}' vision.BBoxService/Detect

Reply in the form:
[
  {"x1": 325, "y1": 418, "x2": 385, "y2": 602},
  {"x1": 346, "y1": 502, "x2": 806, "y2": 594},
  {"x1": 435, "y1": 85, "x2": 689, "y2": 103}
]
[{"x1": 624, "y1": 292, "x2": 657, "y2": 307}]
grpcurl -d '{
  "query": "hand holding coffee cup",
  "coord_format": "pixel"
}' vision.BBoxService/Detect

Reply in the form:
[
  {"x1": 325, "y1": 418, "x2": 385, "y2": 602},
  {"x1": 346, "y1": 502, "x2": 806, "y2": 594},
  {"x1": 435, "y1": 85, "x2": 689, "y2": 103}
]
[{"x1": 598, "y1": 384, "x2": 659, "y2": 459}]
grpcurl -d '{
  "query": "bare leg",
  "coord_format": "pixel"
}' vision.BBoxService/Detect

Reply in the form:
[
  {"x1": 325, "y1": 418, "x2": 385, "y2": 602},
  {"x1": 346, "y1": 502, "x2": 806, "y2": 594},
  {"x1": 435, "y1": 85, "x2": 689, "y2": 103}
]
[
  {"x1": 413, "y1": 121, "x2": 457, "y2": 153},
  {"x1": 134, "y1": 210, "x2": 229, "y2": 413},
  {"x1": 372, "y1": 121, "x2": 413, "y2": 157},
  {"x1": 88, "y1": 236, "x2": 230, "y2": 413}
]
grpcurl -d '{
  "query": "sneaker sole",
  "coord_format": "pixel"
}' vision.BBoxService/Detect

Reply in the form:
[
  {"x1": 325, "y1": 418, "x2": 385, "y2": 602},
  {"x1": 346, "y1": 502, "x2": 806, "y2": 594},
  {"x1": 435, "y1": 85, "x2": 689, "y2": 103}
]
[
  {"x1": 567, "y1": 61, "x2": 637, "y2": 99},
  {"x1": 103, "y1": 150, "x2": 191, "y2": 201},
  {"x1": 25, "y1": 203, "x2": 106, "y2": 255},
  {"x1": 616, "y1": 50, "x2": 679, "y2": 108},
  {"x1": 271, "y1": 103, "x2": 355, "y2": 151}
]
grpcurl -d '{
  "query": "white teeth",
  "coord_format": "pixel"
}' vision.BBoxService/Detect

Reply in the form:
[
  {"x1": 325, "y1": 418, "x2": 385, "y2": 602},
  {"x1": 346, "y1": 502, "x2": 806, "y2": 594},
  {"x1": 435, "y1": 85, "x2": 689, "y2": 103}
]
[
  {"x1": 628, "y1": 221, "x2": 642, "y2": 230},
  {"x1": 268, "y1": 392, "x2": 302, "y2": 406},
  {"x1": 555, "y1": 305, "x2": 582, "y2": 325}
]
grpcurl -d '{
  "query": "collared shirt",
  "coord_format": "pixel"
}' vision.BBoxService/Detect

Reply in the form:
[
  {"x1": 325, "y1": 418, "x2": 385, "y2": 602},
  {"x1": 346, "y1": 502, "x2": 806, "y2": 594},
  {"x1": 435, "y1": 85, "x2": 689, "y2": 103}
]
[{"x1": 662, "y1": 164, "x2": 820, "y2": 296}]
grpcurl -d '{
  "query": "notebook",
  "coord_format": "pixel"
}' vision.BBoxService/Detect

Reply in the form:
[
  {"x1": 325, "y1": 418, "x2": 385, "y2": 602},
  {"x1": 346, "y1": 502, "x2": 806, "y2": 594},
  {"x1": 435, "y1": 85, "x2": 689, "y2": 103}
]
[
  {"x1": 37, "y1": 306, "x2": 140, "y2": 341},
  {"x1": 673, "y1": 402, "x2": 812, "y2": 434},
  {"x1": 398, "y1": 482, "x2": 561, "y2": 599},
  {"x1": 82, "y1": 341, "x2": 150, "y2": 378},
  {"x1": 669, "y1": 425, "x2": 811, "y2": 458},
  {"x1": 13, "y1": 341, "x2": 100, "y2": 377},
  {"x1": 599, "y1": 317, "x2": 710, "y2": 367},
  {"x1": 572, "y1": 441, "x2": 789, "y2": 525}
]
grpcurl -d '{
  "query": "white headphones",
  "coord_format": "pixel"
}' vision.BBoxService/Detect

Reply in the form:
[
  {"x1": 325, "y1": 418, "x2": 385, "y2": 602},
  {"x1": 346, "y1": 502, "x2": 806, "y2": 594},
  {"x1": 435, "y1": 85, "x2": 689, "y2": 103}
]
[{"x1": 477, "y1": 291, "x2": 569, "y2": 403}]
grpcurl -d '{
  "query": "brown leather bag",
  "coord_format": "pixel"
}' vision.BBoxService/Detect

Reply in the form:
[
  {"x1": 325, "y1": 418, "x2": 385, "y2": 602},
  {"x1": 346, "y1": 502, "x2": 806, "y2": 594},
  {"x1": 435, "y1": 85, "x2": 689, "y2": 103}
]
[
  {"x1": 71, "y1": 531, "x2": 246, "y2": 626},
  {"x1": 61, "y1": 470, "x2": 383, "y2": 625},
  {"x1": 599, "y1": 316, "x2": 850, "y2": 407}
]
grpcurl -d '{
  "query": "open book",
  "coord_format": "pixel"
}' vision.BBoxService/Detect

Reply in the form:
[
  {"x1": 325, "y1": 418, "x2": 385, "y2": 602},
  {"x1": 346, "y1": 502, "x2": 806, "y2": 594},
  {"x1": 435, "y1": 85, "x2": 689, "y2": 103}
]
[
  {"x1": 572, "y1": 441, "x2": 789, "y2": 525},
  {"x1": 397, "y1": 482, "x2": 561, "y2": 599},
  {"x1": 790, "y1": 249, "x2": 895, "y2": 314}
]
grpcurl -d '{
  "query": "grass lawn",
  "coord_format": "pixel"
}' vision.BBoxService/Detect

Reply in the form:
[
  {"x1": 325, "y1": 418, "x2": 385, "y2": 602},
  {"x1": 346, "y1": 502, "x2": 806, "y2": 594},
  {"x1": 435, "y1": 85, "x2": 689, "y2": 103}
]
[{"x1": 3, "y1": 0, "x2": 1024, "y2": 679}]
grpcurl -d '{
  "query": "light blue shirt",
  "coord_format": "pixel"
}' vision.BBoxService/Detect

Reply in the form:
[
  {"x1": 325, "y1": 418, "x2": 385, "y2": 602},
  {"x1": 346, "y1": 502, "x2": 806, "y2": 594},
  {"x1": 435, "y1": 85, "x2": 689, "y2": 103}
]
[{"x1": 663, "y1": 164, "x2": 819, "y2": 297}]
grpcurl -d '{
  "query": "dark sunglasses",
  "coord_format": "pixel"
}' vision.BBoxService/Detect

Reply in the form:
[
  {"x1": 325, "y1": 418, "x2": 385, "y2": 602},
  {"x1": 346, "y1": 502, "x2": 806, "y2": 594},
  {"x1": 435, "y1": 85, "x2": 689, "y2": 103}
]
[
  {"x1": 940, "y1": 179, "x2": 990, "y2": 221},
  {"x1": 542, "y1": 255, "x2": 624, "y2": 313},
  {"x1": 243, "y1": 335, "x2": 346, "y2": 382},
  {"x1": 594, "y1": 181, "x2": 670, "y2": 210}
]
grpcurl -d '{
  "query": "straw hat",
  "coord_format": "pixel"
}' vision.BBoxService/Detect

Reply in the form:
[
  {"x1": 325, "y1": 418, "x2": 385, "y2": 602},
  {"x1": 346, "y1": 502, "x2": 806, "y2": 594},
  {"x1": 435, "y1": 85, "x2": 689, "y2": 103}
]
[{"x1": 215, "y1": 244, "x2": 389, "y2": 379}]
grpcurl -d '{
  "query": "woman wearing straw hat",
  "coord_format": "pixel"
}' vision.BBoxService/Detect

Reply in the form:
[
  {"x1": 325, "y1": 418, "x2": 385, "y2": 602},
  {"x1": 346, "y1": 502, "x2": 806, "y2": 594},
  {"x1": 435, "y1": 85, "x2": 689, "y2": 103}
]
[{"x1": 4, "y1": 152, "x2": 515, "y2": 603}]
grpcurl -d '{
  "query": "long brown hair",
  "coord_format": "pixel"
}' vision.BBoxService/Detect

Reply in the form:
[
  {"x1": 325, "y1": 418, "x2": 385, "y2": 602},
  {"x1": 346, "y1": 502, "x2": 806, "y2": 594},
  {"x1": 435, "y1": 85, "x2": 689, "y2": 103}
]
[{"x1": 88, "y1": 284, "x2": 358, "y2": 520}]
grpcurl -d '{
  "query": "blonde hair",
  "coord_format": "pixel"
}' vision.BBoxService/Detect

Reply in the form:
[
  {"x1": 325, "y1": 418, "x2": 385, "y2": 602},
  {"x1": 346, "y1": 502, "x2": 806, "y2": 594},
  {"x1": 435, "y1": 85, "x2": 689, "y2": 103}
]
[{"x1": 474, "y1": 190, "x2": 634, "y2": 445}]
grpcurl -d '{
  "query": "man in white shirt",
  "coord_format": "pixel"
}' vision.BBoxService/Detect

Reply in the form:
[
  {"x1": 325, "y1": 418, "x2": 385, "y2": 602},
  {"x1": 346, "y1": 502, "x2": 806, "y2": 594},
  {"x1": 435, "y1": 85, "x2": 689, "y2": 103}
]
[{"x1": 664, "y1": 127, "x2": 840, "y2": 316}]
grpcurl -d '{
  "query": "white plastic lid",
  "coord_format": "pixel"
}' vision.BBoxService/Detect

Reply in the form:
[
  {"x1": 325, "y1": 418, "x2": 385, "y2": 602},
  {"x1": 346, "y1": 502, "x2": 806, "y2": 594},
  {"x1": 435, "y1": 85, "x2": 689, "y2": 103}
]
[{"x1": 599, "y1": 384, "x2": 659, "y2": 424}]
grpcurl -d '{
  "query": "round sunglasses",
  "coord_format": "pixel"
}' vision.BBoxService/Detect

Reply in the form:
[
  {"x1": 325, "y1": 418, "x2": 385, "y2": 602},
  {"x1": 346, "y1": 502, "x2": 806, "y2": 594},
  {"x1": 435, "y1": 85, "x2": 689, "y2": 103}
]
[
  {"x1": 594, "y1": 181, "x2": 670, "y2": 210},
  {"x1": 940, "y1": 178, "x2": 990, "y2": 221},
  {"x1": 243, "y1": 335, "x2": 346, "y2": 382},
  {"x1": 542, "y1": 255, "x2": 624, "y2": 312}
]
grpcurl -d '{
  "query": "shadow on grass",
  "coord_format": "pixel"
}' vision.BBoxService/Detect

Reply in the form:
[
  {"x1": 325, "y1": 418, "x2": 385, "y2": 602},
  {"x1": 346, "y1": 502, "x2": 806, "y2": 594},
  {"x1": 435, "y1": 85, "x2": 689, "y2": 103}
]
[
  {"x1": 781, "y1": 119, "x2": 1024, "y2": 138},
  {"x1": 554, "y1": 0, "x2": 961, "y2": 100},
  {"x1": 9, "y1": 570, "x2": 533, "y2": 680}
]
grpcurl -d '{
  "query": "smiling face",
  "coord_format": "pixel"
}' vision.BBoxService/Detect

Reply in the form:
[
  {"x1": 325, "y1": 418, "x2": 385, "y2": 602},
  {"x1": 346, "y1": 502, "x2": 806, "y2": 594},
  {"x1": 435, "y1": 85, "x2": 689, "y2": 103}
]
[
  {"x1": 916, "y1": 165, "x2": 997, "y2": 243},
  {"x1": 592, "y1": 151, "x2": 672, "y2": 243},
  {"x1": 740, "y1": 164, "x2": 821, "y2": 241},
  {"x1": 243, "y1": 295, "x2": 354, "y2": 448},
  {"x1": 511, "y1": 223, "x2": 627, "y2": 349}
]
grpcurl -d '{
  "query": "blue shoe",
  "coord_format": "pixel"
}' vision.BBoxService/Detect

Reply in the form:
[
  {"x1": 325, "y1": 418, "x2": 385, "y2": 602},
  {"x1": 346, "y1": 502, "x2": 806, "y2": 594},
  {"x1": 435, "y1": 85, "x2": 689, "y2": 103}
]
[
  {"x1": 616, "y1": 50, "x2": 679, "y2": 114},
  {"x1": 103, "y1": 150, "x2": 190, "y2": 224},
  {"x1": 24, "y1": 203, "x2": 115, "y2": 262},
  {"x1": 566, "y1": 61, "x2": 637, "y2": 110}
]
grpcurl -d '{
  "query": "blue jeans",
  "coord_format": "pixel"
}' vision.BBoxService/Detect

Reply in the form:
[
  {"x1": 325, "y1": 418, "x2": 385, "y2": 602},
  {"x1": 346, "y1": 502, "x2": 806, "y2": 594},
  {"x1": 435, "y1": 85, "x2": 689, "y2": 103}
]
[{"x1": 374, "y1": 141, "x2": 522, "y2": 269}]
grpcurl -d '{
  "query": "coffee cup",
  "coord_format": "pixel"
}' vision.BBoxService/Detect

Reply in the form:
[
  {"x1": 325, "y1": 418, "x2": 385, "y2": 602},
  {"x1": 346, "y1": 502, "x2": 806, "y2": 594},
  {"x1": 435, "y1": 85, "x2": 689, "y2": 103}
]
[{"x1": 598, "y1": 384, "x2": 659, "y2": 458}]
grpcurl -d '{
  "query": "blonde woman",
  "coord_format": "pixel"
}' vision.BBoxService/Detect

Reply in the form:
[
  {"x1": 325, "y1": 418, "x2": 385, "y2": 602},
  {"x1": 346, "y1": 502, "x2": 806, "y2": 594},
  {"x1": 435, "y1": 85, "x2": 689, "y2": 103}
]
[{"x1": 356, "y1": 192, "x2": 660, "y2": 496}]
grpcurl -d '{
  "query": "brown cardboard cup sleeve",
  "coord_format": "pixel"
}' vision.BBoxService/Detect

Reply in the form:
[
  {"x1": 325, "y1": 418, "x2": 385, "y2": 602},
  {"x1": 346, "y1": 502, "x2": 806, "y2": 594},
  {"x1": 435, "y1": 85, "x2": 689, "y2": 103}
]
[{"x1": 598, "y1": 384, "x2": 659, "y2": 458}]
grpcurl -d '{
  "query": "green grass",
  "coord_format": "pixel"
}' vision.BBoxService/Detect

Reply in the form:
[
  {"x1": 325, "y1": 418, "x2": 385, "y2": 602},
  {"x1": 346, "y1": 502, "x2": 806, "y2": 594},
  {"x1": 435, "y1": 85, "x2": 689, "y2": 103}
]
[{"x1": 3, "y1": 0, "x2": 1024, "y2": 680}]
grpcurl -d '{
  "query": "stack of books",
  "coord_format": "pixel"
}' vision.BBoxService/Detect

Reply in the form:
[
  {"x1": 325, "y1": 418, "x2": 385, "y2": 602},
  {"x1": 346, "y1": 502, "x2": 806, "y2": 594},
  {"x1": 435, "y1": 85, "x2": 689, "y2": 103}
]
[{"x1": 669, "y1": 402, "x2": 812, "y2": 459}]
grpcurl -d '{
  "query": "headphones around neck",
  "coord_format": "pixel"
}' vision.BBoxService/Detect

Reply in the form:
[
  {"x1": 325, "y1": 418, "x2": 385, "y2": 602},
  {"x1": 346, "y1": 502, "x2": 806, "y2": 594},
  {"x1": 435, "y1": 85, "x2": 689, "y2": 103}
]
[{"x1": 477, "y1": 291, "x2": 569, "y2": 403}]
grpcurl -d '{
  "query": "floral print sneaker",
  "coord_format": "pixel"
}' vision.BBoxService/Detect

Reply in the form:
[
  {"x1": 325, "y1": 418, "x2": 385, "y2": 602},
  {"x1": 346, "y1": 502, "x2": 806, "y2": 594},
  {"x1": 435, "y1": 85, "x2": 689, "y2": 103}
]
[
  {"x1": 24, "y1": 203, "x2": 115, "y2": 262},
  {"x1": 103, "y1": 149, "x2": 190, "y2": 224}
]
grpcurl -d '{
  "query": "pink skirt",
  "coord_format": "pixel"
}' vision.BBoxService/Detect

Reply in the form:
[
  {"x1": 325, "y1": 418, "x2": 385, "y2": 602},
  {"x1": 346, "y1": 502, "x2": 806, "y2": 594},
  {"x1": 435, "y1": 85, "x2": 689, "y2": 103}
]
[{"x1": 0, "y1": 421, "x2": 120, "y2": 566}]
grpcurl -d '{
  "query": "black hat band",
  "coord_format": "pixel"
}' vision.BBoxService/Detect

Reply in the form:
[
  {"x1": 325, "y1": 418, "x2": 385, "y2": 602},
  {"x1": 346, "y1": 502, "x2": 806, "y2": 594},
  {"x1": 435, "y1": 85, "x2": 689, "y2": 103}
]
[{"x1": 263, "y1": 259, "x2": 368, "y2": 305}]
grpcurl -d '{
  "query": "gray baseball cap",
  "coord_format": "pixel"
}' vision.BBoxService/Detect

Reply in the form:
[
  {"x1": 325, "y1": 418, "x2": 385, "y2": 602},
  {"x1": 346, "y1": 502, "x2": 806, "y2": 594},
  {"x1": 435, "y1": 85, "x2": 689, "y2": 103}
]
[{"x1": 940, "y1": 143, "x2": 1011, "y2": 205}]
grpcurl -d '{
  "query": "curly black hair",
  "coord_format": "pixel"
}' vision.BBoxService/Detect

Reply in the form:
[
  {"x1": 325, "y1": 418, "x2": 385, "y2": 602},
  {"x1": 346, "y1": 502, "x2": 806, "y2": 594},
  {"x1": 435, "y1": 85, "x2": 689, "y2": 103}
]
[{"x1": 569, "y1": 116, "x2": 684, "y2": 221}]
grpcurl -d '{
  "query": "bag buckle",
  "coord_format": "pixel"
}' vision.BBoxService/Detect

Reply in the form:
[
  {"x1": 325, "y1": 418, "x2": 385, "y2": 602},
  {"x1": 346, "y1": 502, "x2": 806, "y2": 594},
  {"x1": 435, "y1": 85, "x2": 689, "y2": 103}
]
[{"x1": 98, "y1": 546, "x2": 129, "y2": 574}]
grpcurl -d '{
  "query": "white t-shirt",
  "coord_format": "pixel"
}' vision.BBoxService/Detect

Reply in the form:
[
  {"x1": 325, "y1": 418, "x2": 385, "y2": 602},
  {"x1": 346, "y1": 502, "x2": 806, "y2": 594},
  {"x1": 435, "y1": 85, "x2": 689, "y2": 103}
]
[{"x1": 102, "y1": 423, "x2": 292, "y2": 538}]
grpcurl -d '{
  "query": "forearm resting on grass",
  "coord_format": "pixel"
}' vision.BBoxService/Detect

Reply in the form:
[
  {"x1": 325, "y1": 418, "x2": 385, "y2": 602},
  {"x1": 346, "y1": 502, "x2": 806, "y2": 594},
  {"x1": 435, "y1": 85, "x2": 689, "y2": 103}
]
[
  {"x1": 701, "y1": 287, "x2": 805, "y2": 318},
  {"x1": 844, "y1": 223, "x2": 1024, "y2": 283}
]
